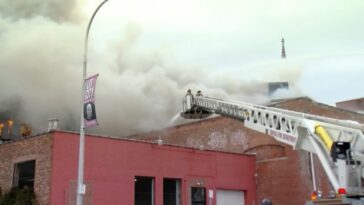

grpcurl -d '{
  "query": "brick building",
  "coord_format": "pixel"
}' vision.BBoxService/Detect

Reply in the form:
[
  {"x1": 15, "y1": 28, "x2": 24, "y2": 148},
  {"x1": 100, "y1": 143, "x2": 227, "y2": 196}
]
[
  {"x1": 134, "y1": 97, "x2": 364, "y2": 205},
  {"x1": 0, "y1": 131, "x2": 256, "y2": 205},
  {"x1": 336, "y1": 97, "x2": 364, "y2": 114}
]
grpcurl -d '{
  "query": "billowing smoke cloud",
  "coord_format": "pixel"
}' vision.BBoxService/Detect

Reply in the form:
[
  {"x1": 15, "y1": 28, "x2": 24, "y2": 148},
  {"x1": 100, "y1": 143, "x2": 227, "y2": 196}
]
[
  {"x1": 0, "y1": 1, "x2": 303, "y2": 137},
  {"x1": 0, "y1": 0, "x2": 84, "y2": 133},
  {"x1": 0, "y1": 0, "x2": 85, "y2": 22},
  {"x1": 0, "y1": 96, "x2": 25, "y2": 121}
]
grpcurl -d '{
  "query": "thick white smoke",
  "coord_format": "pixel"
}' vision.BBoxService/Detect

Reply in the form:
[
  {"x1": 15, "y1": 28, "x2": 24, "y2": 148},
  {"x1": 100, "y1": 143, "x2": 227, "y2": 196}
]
[
  {"x1": 0, "y1": 0, "x2": 303, "y2": 136},
  {"x1": 0, "y1": 0, "x2": 84, "y2": 22}
]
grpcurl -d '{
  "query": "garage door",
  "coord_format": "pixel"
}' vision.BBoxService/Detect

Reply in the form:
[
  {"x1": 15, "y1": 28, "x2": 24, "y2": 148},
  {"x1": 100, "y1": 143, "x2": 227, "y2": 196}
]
[{"x1": 216, "y1": 190, "x2": 244, "y2": 205}]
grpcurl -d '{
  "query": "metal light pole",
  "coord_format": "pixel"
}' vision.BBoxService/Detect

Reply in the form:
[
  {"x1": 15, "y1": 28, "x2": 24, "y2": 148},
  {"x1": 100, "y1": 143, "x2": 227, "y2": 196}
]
[{"x1": 77, "y1": 1, "x2": 109, "y2": 205}]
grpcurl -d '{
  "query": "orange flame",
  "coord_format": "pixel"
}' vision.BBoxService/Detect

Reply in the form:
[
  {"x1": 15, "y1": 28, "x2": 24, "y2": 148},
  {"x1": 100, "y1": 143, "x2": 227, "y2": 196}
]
[
  {"x1": 7, "y1": 120, "x2": 13, "y2": 135},
  {"x1": 0, "y1": 123, "x2": 3, "y2": 136},
  {"x1": 7, "y1": 120, "x2": 13, "y2": 126},
  {"x1": 20, "y1": 124, "x2": 32, "y2": 137}
]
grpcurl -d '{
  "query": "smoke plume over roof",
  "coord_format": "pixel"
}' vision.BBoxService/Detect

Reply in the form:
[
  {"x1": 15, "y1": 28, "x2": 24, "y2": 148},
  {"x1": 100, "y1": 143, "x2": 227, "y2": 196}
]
[{"x1": 7, "y1": 0, "x2": 356, "y2": 137}]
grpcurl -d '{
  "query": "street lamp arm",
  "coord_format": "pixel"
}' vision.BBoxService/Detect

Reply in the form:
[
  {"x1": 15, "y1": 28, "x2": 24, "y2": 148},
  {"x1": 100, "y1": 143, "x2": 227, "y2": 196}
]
[{"x1": 83, "y1": 0, "x2": 109, "y2": 78}]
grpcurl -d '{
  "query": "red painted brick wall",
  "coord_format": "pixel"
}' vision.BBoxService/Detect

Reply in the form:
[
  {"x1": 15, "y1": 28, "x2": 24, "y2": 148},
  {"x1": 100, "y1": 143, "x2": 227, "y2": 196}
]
[
  {"x1": 49, "y1": 131, "x2": 256, "y2": 205},
  {"x1": 0, "y1": 134, "x2": 53, "y2": 205}
]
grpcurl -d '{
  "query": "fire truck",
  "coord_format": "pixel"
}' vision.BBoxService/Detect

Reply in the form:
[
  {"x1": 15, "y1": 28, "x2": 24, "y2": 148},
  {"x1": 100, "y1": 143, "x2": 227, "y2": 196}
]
[{"x1": 180, "y1": 90, "x2": 364, "y2": 205}]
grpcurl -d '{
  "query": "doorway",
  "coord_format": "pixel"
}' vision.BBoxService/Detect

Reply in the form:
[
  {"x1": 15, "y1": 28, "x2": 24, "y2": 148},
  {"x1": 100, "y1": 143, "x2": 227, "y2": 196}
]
[
  {"x1": 135, "y1": 176, "x2": 154, "y2": 205},
  {"x1": 163, "y1": 178, "x2": 181, "y2": 205}
]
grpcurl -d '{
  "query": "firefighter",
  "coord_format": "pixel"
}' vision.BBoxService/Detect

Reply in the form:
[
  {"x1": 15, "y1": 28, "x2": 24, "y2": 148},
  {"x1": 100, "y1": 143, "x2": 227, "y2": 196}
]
[
  {"x1": 186, "y1": 89, "x2": 192, "y2": 96},
  {"x1": 196, "y1": 90, "x2": 203, "y2": 96}
]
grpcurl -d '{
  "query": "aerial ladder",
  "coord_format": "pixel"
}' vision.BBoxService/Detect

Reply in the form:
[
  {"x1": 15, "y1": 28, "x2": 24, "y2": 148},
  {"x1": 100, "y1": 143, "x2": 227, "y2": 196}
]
[{"x1": 181, "y1": 90, "x2": 364, "y2": 204}]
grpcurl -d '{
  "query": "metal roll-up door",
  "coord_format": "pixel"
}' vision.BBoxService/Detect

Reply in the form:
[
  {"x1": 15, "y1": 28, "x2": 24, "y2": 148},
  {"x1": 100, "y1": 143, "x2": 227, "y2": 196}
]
[{"x1": 216, "y1": 190, "x2": 244, "y2": 205}]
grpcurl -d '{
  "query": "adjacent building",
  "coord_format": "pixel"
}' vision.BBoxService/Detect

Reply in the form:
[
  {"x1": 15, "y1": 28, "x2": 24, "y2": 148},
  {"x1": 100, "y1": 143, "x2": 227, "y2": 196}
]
[{"x1": 135, "y1": 97, "x2": 364, "y2": 205}]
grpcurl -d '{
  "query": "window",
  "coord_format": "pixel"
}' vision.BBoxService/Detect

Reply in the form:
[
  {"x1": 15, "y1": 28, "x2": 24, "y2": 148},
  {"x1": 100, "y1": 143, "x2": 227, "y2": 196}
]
[
  {"x1": 13, "y1": 160, "x2": 36, "y2": 188},
  {"x1": 163, "y1": 178, "x2": 181, "y2": 205},
  {"x1": 135, "y1": 176, "x2": 154, "y2": 205},
  {"x1": 191, "y1": 187, "x2": 206, "y2": 205}
]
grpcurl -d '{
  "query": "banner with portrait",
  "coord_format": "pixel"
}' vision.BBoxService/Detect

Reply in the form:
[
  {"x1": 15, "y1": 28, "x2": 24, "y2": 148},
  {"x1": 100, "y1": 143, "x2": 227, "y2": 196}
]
[{"x1": 83, "y1": 74, "x2": 99, "y2": 128}]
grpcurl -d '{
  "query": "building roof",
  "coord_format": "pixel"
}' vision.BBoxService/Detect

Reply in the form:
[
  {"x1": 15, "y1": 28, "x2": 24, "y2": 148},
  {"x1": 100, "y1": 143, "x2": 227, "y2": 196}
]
[
  {"x1": 267, "y1": 96, "x2": 364, "y2": 123},
  {"x1": 5, "y1": 97, "x2": 364, "y2": 154},
  {"x1": 0, "y1": 128, "x2": 254, "y2": 157},
  {"x1": 336, "y1": 97, "x2": 364, "y2": 104},
  {"x1": 336, "y1": 97, "x2": 364, "y2": 114},
  {"x1": 129, "y1": 97, "x2": 364, "y2": 153}
]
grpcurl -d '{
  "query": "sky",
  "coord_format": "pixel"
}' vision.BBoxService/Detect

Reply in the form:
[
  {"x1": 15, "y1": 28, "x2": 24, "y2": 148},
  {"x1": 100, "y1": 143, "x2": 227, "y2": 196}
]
[
  {"x1": 0, "y1": 0, "x2": 363, "y2": 136},
  {"x1": 84, "y1": 0, "x2": 364, "y2": 104}
]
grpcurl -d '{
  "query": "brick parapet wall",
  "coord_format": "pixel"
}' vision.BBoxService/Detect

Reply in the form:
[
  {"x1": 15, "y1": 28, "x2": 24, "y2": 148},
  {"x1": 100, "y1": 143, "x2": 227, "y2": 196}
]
[
  {"x1": 270, "y1": 97, "x2": 364, "y2": 123},
  {"x1": 336, "y1": 98, "x2": 364, "y2": 113},
  {"x1": 0, "y1": 134, "x2": 53, "y2": 205},
  {"x1": 135, "y1": 117, "x2": 282, "y2": 154}
]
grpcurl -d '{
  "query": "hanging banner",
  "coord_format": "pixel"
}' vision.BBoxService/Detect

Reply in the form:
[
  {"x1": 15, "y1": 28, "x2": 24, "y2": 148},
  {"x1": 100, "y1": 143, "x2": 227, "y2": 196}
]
[{"x1": 83, "y1": 74, "x2": 99, "y2": 128}]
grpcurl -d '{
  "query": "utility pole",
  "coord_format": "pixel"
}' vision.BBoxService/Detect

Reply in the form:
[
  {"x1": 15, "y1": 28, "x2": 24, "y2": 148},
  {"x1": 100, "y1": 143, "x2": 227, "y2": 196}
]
[{"x1": 76, "y1": 1, "x2": 109, "y2": 205}]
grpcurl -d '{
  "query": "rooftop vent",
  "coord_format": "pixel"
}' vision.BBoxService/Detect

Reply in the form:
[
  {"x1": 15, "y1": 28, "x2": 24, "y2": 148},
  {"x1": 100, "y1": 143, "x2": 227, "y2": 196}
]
[{"x1": 48, "y1": 118, "x2": 59, "y2": 132}]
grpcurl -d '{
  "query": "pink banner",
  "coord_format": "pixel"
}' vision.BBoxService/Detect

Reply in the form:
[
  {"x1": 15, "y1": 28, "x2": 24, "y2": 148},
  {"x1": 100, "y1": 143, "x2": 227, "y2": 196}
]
[{"x1": 83, "y1": 74, "x2": 99, "y2": 128}]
